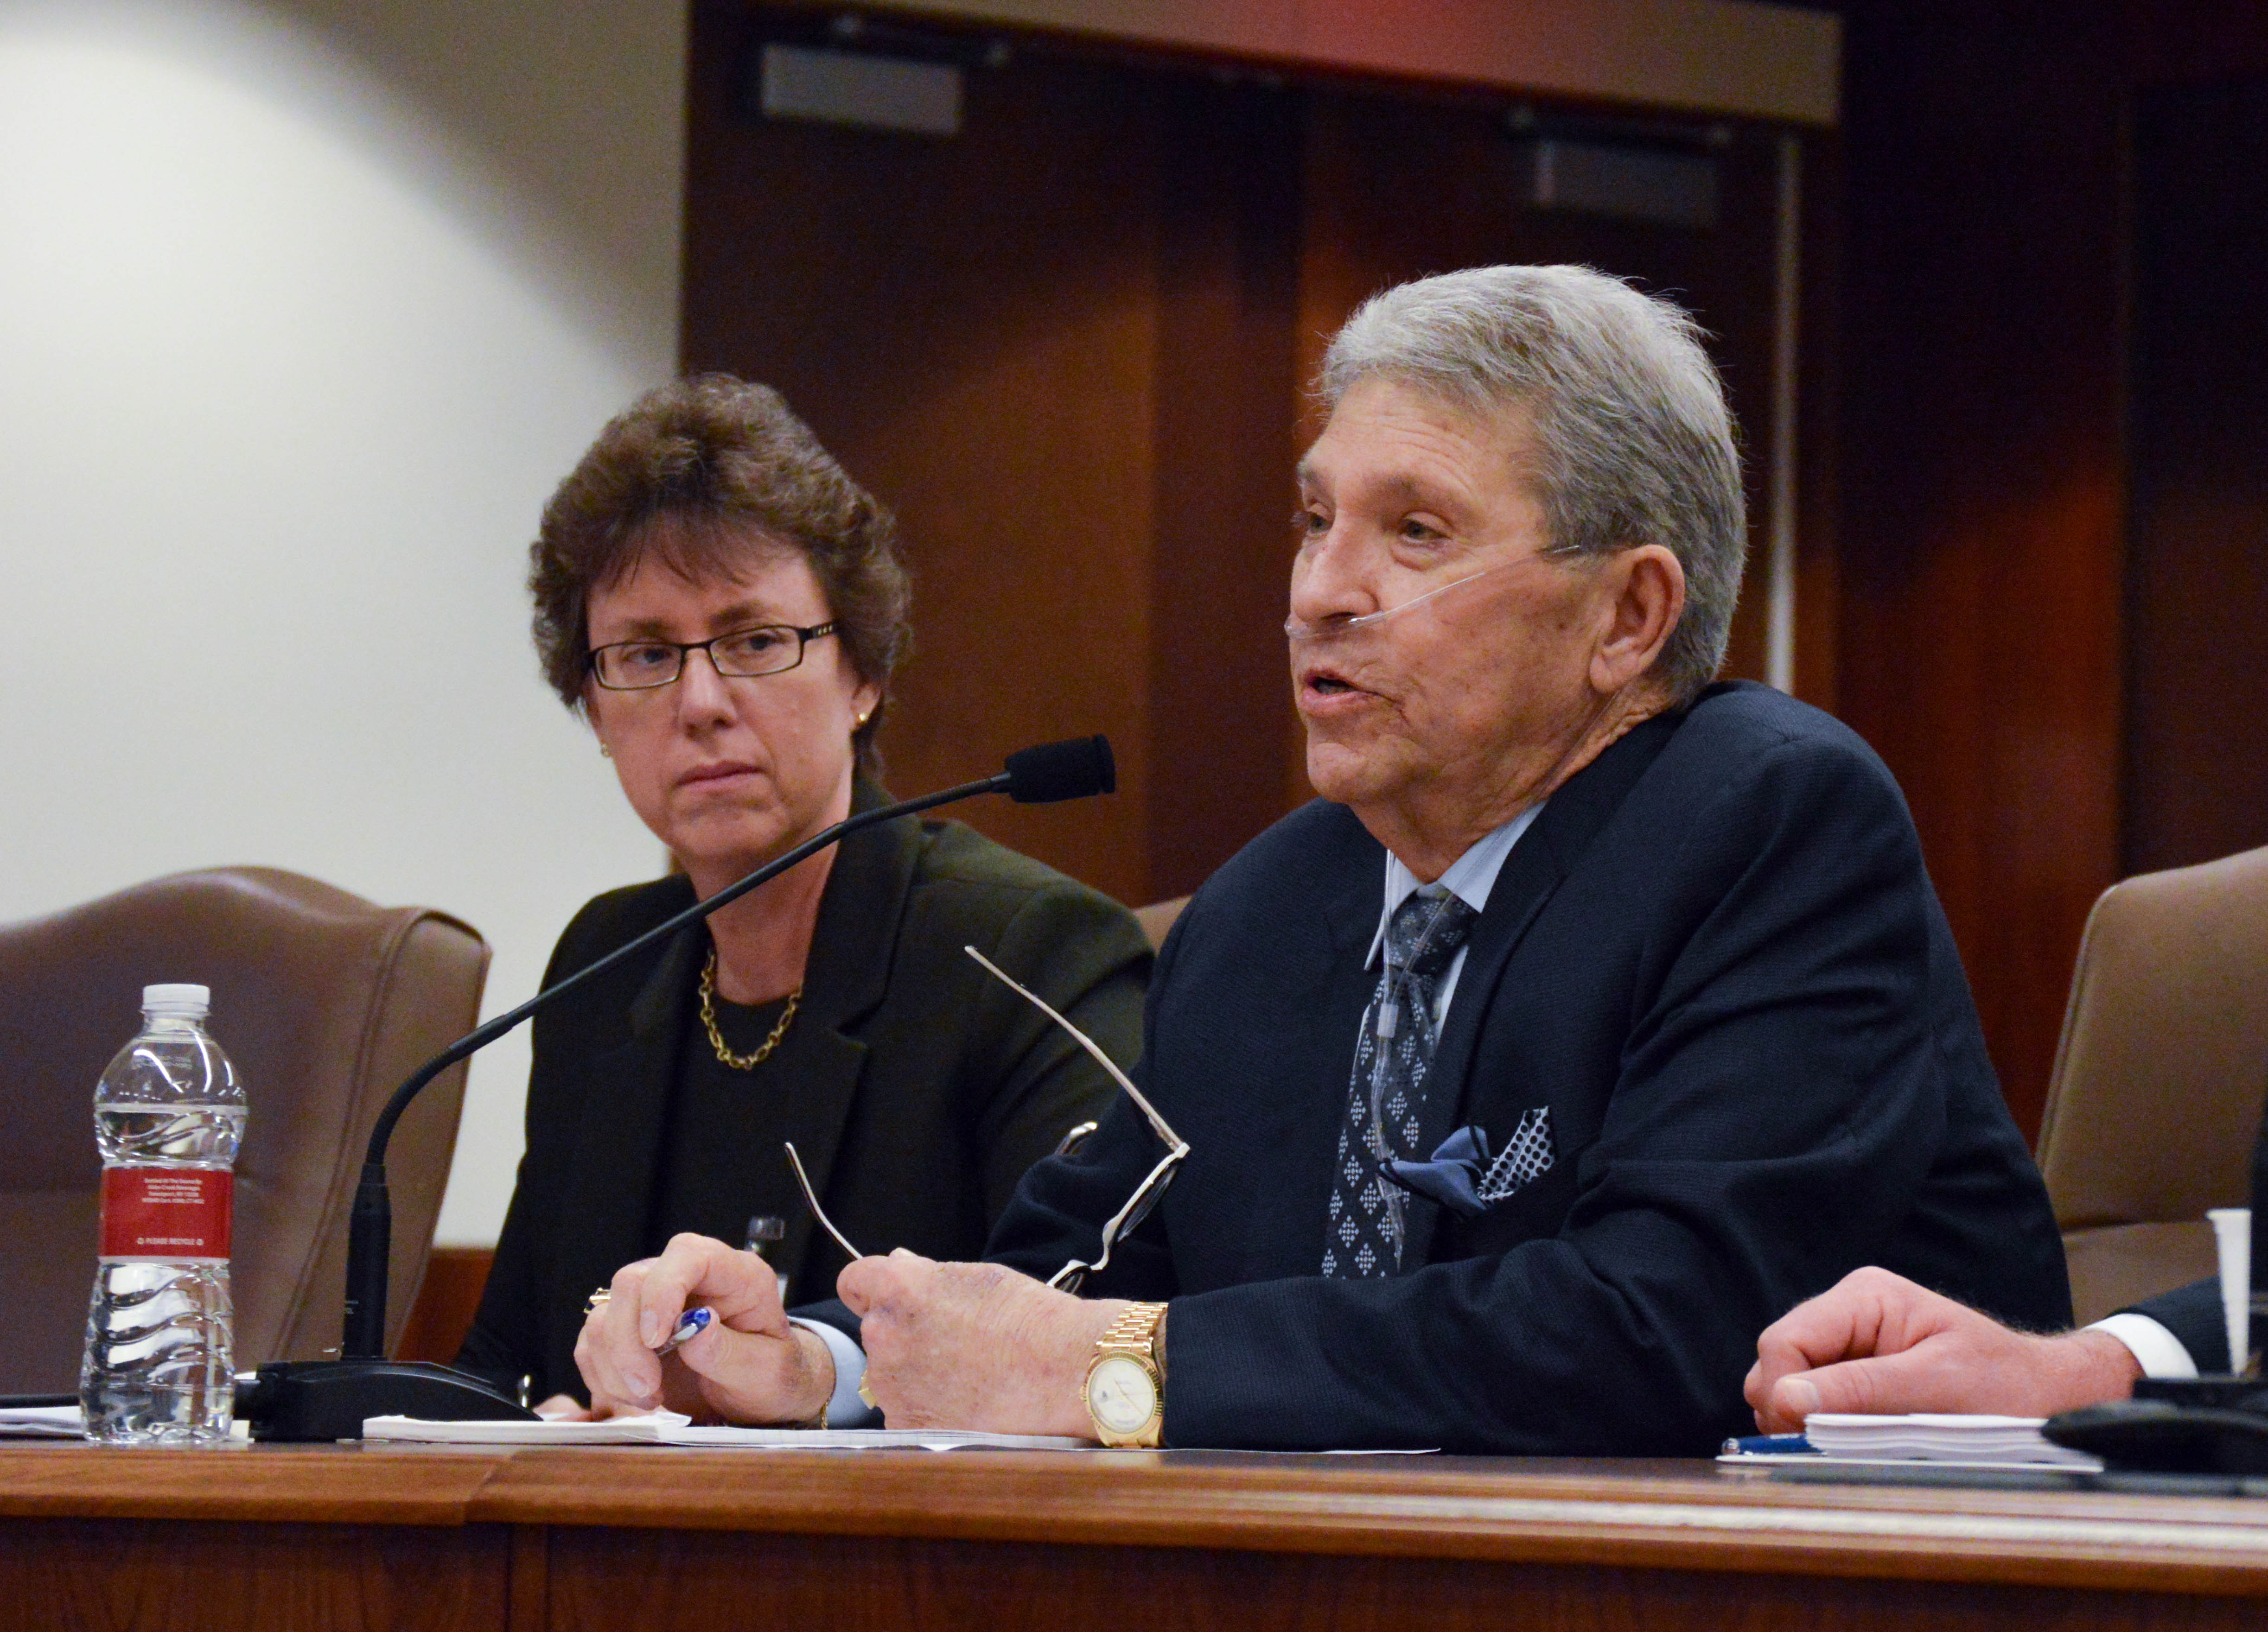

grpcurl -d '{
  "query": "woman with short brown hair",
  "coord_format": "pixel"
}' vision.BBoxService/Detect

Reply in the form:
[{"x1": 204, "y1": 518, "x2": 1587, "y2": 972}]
[{"x1": 459, "y1": 376, "x2": 1147, "y2": 1423}]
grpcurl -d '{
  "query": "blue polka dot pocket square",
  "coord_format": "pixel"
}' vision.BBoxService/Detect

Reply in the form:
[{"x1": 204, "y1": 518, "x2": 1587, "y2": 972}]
[{"x1": 1384, "y1": 1108, "x2": 1556, "y2": 1219}]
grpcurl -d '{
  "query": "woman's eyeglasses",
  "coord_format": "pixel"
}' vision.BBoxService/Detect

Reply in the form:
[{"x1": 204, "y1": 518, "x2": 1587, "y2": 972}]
[
  {"x1": 587, "y1": 622, "x2": 837, "y2": 690},
  {"x1": 783, "y1": 944, "x2": 1187, "y2": 1295}
]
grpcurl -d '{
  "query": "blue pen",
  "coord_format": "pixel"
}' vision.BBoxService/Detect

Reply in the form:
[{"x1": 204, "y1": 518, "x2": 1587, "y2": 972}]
[
  {"x1": 657, "y1": 1306, "x2": 714, "y2": 1357},
  {"x1": 1721, "y1": 1432, "x2": 1815, "y2": 1455}
]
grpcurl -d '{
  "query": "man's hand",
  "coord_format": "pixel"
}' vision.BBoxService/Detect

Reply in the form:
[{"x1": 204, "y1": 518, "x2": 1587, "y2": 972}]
[
  {"x1": 574, "y1": 1232, "x2": 835, "y2": 1425},
  {"x1": 1746, "y1": 1266, "x2": 2143, "y2": 1432},
  {"x1": 839, "y1": 1250, "x2": 1119, "y2": 1436}
]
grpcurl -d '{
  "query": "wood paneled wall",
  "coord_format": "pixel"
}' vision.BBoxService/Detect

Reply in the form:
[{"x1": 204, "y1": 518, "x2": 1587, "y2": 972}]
[
  {"x1": 1827, "y1": 0, "x2": 2268, "y2": 1138},
  {"x1": 682, "y1": 17, "x2": 1177, "y2": 906},
  {"x1": 2124, "y1": 80, "x2": 2268, "y2": 879},
  {"x1": 1142, "y1": 78, "x2": 1304, "y2": 898},
  {"x1": 1828, "y1": 3, "x2": 2129, "y2": 1140}
]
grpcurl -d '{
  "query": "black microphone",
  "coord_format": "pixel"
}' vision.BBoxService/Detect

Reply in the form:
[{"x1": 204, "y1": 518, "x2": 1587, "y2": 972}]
[
  {"x1": 1002, "y1": 735, "x2": 1114, "y2": 803},
  {"x1": 236, "y1": 737, "x2": 1115, "y2": 1441}
]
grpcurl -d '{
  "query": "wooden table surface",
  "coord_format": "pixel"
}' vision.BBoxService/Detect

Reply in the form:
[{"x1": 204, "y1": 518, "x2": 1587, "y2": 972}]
[{"x1": 8, "y1": 1441, "x2": 2268, "y2": 1630}]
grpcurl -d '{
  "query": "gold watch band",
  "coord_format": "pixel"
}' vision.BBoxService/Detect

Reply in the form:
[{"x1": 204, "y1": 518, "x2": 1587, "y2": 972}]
[
  {"x1": 1097, "y1": 1302, "x2": 1168, "y2": 1358},
  {"x1": 1084, "y1": 1301, "x2": 1168, "y2": 1448}
]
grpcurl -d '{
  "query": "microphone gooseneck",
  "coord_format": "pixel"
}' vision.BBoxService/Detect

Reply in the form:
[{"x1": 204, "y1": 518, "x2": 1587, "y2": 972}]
[{"x1": 336, "y1": 738, "x2": 1113, "y2": 1364}]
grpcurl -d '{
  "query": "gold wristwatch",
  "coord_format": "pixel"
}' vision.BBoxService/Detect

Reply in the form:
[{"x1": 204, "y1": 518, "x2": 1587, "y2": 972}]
[{"x1": 1083, "y1": 1302, "x2": 1167, "y2": 1448}]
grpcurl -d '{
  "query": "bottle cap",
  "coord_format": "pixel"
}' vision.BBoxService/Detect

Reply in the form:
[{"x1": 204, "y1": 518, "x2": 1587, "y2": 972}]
[{"x1": 141, "y1": 983, "x2": 211, "y2": 1018}]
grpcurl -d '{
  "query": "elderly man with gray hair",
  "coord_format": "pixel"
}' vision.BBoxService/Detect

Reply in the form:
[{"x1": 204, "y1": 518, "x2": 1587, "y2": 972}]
[{"x1": 578, "y1": 265, "x2": 2069, "y2": 1453}]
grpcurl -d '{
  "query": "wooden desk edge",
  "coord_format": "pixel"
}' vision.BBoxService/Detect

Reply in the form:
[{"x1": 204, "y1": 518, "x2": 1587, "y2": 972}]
[
  {"x1": 8, "y1": 1444, "x2": 2268, "y2": 1598},
  {"x1": 467, "y1": 1452, "x2": 2268, "y2": 1598},
  {"x1": 0, "y1": 1443, "x2": 510, "y2": 1526}
]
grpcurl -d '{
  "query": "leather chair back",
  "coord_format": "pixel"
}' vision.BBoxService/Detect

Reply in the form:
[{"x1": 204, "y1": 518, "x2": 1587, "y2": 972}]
[
  {"x1": 2035, "y1": 844, "x2": 2268, "y2": 1325},
  {"x1": 0, "y1": 868, "x2": 488, "y2": 1392},
  {"x1": 1134, "y1": 896, "x2": 1190, "y2": 951}
]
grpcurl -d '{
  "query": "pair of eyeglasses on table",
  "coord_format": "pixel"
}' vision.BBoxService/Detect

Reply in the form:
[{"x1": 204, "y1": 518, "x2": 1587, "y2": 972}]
[{"x1": 785, "y1": 945, "x2": 1189, "y2": 1295}]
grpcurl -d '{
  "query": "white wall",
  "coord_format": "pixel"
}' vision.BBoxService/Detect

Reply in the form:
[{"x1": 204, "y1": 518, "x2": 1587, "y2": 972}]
[{"x1": 0, "y1": 0, "x2": 686, "y2": 1244}]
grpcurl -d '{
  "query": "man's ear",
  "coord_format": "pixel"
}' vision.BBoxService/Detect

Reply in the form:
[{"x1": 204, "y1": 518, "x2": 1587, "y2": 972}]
[{"x1": 1588, "y1": 544, "x2": 1685, "y2": 696}]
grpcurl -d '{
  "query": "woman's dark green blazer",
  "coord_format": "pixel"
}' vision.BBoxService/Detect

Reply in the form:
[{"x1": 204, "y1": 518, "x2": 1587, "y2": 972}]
[{"x1": 458, "y1": 799, "x2": 1151, "y2": 1402}]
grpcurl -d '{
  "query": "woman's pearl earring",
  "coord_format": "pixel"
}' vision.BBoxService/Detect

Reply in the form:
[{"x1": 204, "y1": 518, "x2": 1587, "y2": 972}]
[
  {"x1": 599, "y1": 743, "x2": 613, "y2": 759},
  {"x1": 855, "y1": 712, "x2": 871, "y2": 730}
]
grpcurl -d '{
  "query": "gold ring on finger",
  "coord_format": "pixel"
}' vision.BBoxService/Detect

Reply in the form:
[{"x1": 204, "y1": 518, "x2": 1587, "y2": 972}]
[{"x1": 584, "y1": 1287, "x2": 613, "y2": 1314}]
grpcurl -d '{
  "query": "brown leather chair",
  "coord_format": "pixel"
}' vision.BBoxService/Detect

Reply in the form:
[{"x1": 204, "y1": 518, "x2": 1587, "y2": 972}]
[
  {"x1": 0, "y1": 868, "x2": 488, "y2": 1392},
  {"x1": 1134, "y1": 896, "x2": 1190, "y2": 951},
  {"x1": 2034, "y1": 844, "x2": 2268, "y2": 1326}
]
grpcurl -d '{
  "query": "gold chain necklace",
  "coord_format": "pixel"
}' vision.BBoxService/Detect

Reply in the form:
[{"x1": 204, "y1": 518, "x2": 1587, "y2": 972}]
[{"x1": 699, "y1": 946, "x2": 800, "y2": 1071}]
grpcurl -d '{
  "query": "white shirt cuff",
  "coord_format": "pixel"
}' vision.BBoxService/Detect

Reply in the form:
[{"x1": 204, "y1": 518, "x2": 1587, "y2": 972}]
[
  {"x1": 788, "y1": 1316, "x2": 876, "y2": 1427},
  {"x1": 2087, "y1": 1313, "x2": 2199, "y2": 1380}
]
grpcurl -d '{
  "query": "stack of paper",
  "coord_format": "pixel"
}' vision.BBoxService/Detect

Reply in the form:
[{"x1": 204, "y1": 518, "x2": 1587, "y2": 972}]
[
  {"x1": 1802, "y1": 1413, "x2": 2100, "y2": 1467},
  {"x1": 363, "y1": 1411, "x2": 1090, "y2": 1451}
]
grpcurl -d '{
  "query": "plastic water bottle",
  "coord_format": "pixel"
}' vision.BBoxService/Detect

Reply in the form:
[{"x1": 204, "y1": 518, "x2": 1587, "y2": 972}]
[{"x1": 81, "y1": 984, "x2": 247, "y2": 1444}]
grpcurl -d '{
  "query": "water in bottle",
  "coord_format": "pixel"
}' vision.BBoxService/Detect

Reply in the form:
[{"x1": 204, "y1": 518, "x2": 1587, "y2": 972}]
[{"x1": 81, "y1": 984, "x2": 248, "y2": 1444}]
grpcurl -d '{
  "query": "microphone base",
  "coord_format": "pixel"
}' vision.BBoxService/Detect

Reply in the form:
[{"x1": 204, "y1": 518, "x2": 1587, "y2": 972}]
[
  {"x1": 236, "y1": 1359, "x2": 536, "y2": 1442},
  {"x1": 2044, "y1": 1377, "x2": 2268, "y2": 1475}
]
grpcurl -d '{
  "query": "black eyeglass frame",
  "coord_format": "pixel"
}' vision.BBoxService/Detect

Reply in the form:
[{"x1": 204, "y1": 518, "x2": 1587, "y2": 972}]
[{"x1": 586, "y1": 621, "x2": 838, "y2": 691}]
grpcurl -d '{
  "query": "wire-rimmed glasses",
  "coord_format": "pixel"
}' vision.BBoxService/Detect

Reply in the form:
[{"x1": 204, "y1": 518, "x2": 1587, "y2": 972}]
[
  {"x1": 961, "y1": 946, "x2": 1188, "y2": 1292},
  {"x1": 781, "y1": 945, "x2": 1188, "y2": 1296},
  {"x1": 587, "y1": 621, "x2": 838, "y2": 690}
]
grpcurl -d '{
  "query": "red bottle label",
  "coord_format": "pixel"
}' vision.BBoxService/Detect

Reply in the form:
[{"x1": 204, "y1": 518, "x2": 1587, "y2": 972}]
[{"x1": 99, "y1": 1168, "x2": 232, "y2": 1262}]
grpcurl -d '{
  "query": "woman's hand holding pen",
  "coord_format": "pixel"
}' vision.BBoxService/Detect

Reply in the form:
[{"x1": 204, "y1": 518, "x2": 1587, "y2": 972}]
[{"x1": 573, "y1": 1232, "x2": 836, "y2": 1424}]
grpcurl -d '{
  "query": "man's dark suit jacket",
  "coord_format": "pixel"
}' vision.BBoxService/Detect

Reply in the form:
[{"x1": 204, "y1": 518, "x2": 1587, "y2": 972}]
[
  {"x1": 2131, "y1": 1282, "x2": 2235, "y2": 1373},
  {"x1": 987, "y1": 681, "x2": 2071, "y2": 1454},
  {"x1": 459, "y1": 801, "x2": 1149, "y2": 1403}
]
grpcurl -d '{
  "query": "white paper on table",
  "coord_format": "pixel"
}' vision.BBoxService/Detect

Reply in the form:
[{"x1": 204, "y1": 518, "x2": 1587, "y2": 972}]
[
  {"x1": 1190, "y1": 1446, "x2": 1440, "y2": 1456},
  {"x1": 362, "y1": 1411, "x2": 1090, "y2": 1451},
  {"x1": 1718, "y1": 1452, "x2": 2104, "y2": 1474},
  {"x1": 1799, "y1": 1412, "x2": 2102, "y2": 1468},
  {"x1": 0, "y1": 1405, "x2": 83, "y2": 1439}
]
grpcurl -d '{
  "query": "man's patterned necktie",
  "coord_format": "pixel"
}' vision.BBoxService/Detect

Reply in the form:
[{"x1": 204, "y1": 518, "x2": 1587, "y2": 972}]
[{"x1": 1323, "y1": 886, "x2": 1480, "y2": 1277}]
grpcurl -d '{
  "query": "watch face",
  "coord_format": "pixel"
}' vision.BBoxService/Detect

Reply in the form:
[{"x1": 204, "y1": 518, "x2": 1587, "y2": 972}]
[{"x1": 1087, "y1": 1354, "x2": 1159, "y2": 1437}]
